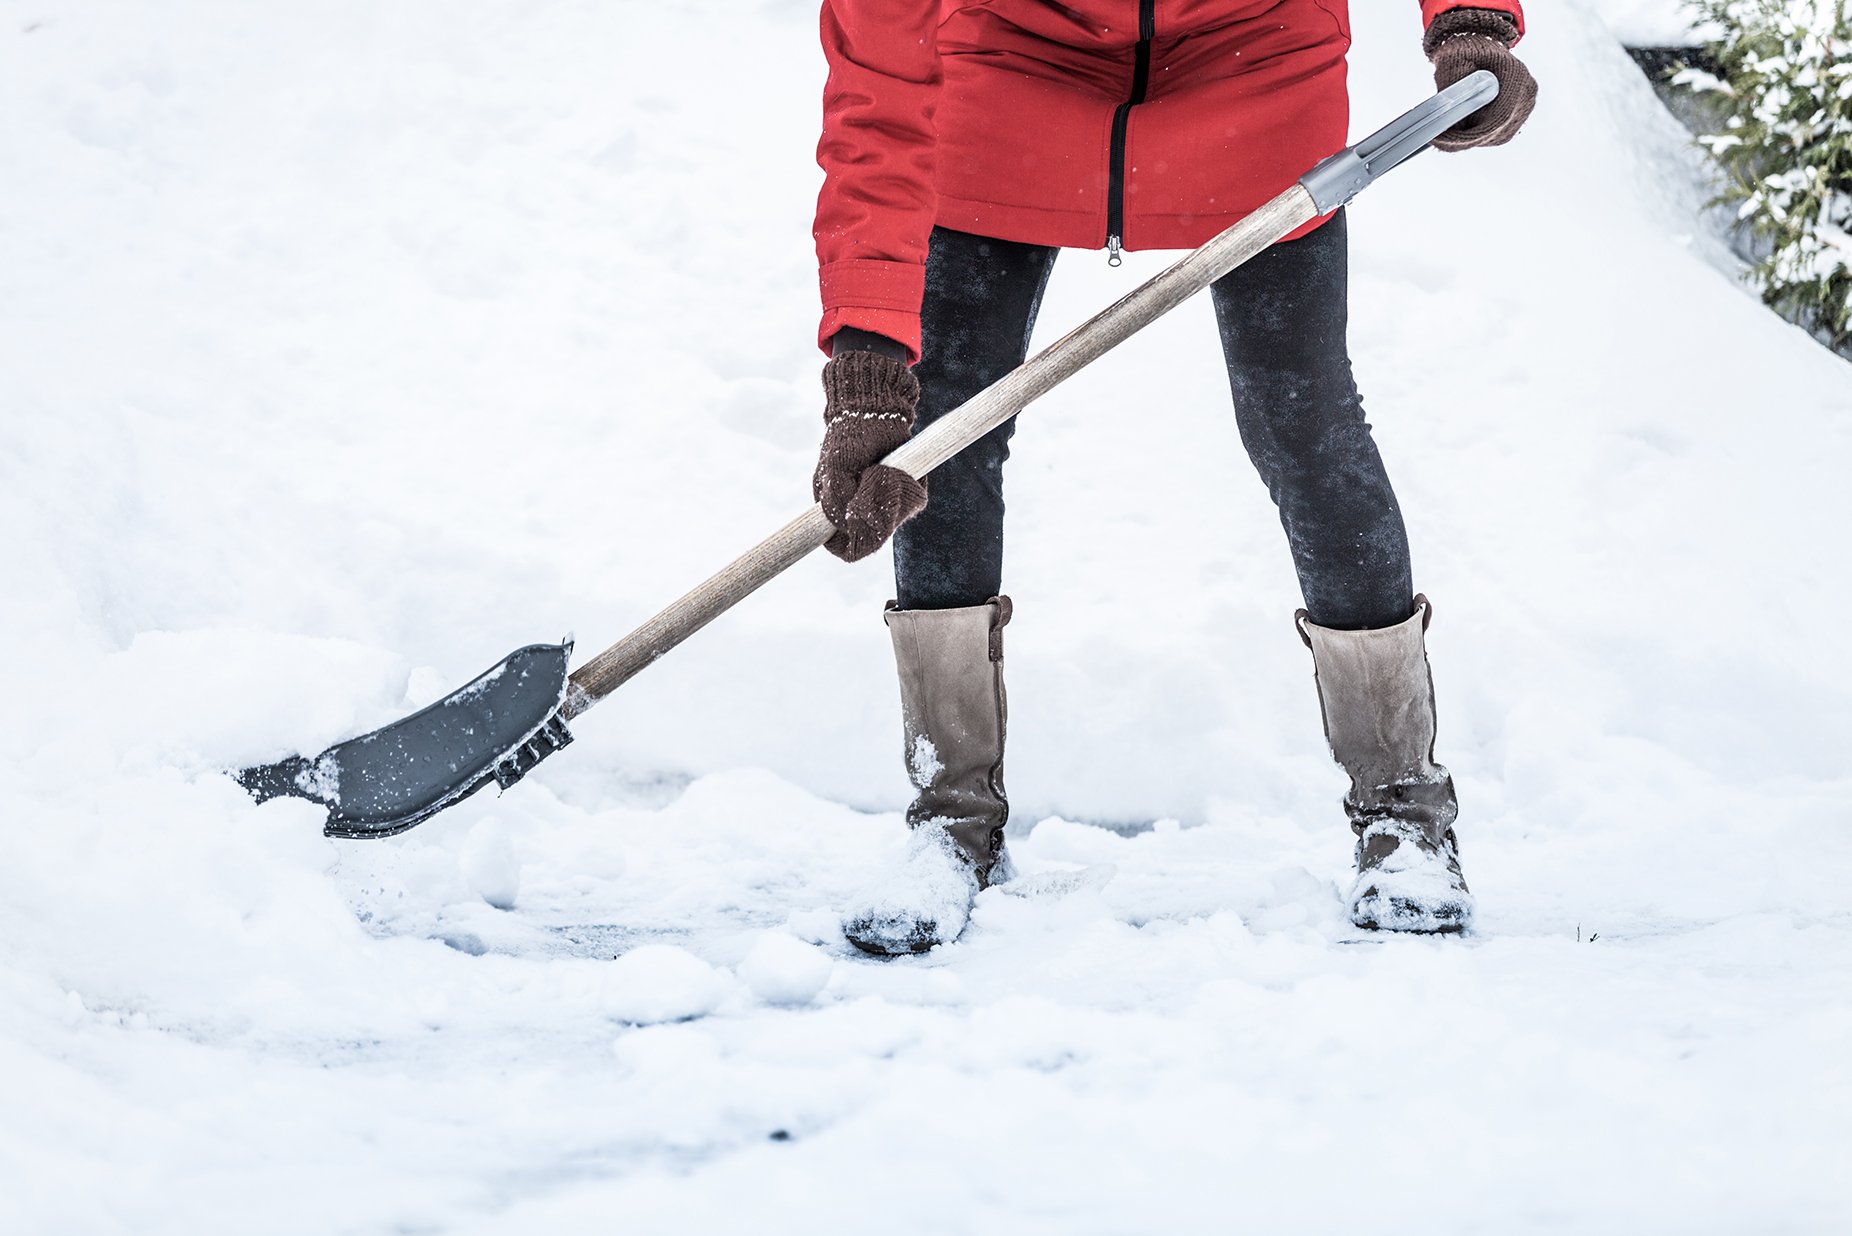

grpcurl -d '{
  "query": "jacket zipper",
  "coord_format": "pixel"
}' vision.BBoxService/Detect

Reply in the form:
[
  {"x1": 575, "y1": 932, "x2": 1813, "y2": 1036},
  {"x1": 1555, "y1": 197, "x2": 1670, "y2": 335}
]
[{"x1": 1106, "y1": 0, "x2": 1157, "y2": 266}]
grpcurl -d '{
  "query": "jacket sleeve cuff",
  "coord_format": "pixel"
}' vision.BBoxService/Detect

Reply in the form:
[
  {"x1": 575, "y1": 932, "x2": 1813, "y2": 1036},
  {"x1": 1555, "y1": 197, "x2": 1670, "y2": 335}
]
[
  {"x1": 818, "y1": 258, "x2": 926, "y2": 364},
  {"x1": 1419, "y1": 1, "x2": 1525, "y2": 42}
]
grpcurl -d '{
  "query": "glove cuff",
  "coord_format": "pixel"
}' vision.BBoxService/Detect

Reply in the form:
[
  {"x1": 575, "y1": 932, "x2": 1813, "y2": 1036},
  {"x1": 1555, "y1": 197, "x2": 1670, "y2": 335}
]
[
  {"x1": 821, "y1": 350, "x2": 920, "y2": 426},
  {"x1": 1423, "y1": 8, "x2": 1520, "y2": 57}
]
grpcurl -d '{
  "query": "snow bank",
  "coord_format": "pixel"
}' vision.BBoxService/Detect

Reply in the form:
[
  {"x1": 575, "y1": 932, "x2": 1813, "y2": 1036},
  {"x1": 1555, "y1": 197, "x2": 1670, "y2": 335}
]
[
  {"x1": 1, "y1": 1, "x2": 1848, "y2": 1233},
  {"x1": 1600, "y1": 0, "x2": 1716, "y2": 46}
]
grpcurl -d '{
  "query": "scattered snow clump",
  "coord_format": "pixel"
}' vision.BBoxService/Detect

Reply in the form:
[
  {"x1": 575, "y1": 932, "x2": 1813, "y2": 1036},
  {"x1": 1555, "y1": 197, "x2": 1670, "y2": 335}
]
[
  {"x1": 738, "y1": 933, "x2": 833, "y2": 1006},
  {"x1": 907, "y1": 735, "x2": 942, "y2": 789},
  {"x1": 603, "y1": 945, "x2": 733, "y2": 1024},
  {"x1": 459, "y1": 821, "x2": 521, "y2": 910}
]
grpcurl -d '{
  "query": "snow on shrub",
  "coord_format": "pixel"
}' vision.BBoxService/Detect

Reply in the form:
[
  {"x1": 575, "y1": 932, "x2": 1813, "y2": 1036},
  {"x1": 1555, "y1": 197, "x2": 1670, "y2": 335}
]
[{"x1": 1688, "y1": 0, "x2": 1852, "y2": 350}]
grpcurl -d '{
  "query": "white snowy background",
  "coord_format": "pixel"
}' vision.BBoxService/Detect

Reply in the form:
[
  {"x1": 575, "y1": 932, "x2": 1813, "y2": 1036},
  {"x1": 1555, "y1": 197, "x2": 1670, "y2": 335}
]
[{"x1": 3, "y1": 1, "x2": 1848, "y2": 1232}]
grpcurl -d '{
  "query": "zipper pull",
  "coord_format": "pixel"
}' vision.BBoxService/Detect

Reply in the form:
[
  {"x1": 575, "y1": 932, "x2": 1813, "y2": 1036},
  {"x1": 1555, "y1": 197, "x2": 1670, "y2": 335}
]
[{"x1": 1106, "y1": 235, "x2": 1123, "y2": 267}]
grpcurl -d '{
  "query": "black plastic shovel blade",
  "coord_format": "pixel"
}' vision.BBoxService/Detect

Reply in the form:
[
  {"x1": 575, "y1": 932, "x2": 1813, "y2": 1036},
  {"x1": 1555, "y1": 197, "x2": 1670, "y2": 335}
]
[{"x1": 236, "y1": 642, "x2": 576, "y2": 839}]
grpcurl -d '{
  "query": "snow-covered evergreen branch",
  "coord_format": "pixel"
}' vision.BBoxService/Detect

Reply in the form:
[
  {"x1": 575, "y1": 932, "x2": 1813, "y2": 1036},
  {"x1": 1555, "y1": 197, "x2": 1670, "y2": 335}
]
[{"x1": 1692, "y1": 0, "x2": 1852, "y2": 348}]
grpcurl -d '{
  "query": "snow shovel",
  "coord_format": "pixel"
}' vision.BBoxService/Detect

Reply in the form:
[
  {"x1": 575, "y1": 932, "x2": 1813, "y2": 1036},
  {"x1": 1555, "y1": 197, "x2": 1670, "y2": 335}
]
[{"x1": 236, "y1": 72, "x2": 1501, "y2": 839}]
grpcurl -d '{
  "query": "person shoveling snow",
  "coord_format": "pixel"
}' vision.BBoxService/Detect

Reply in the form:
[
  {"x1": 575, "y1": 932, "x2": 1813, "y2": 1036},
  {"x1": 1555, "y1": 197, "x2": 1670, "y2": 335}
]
[
  {"x1": 807, "y1": 0, "x2": 1535, "y2": 953},
  {"x1": 235, "y1": 1, "x2": 1536, "y2": 957}
]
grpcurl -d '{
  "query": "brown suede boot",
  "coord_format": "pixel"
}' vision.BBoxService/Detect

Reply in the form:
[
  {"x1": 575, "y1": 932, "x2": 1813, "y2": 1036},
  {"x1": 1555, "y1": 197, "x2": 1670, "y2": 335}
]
[
  {"x1": 1297, "y1": 595, "x2": 1474, "y2": 933},
  {"x1": 842, "y1": 597, "x2": 1012, "y2": 956}
]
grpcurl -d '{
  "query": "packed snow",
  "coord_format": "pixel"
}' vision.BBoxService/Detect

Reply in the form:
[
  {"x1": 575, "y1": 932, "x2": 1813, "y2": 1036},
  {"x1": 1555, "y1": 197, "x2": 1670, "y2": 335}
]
[{"x1": 2, "y1": 2, "x2": 1849, "y2": 1234}]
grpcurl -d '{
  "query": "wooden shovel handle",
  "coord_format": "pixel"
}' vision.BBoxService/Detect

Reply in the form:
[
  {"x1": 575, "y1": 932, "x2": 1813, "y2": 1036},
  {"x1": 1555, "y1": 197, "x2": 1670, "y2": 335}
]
[{"x1": 562, "y1": 186, "x2": 1320, "y2": 716}]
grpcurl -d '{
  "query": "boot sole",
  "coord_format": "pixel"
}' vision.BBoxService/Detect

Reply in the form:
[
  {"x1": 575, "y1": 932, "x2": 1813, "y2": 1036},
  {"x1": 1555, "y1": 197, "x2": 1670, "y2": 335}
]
[
  {"x1": 844, "y1": 918, "x2": 944, "y2": 957},
  {"x1": 1353, "y1": 918, "x2": 1469, "y2": 935},
  {"x1": 1351, "y1": 895, "x2": 1473, "y2": 935}
]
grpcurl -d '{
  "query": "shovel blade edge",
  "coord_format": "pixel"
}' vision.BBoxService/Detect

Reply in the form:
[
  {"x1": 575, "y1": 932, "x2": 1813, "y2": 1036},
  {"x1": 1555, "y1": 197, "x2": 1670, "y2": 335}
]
[{"x1": 236, "y1": 642, "x2": 575, "y2": 839}]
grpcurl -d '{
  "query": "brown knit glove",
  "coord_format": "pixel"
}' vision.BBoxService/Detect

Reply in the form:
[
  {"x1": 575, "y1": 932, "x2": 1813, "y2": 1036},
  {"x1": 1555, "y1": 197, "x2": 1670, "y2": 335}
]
[
  {"x1": 1424, "y1": 9, "x2": 1537, "y2": 152},
  {"x1": 813, "y1": 350, "x2": 928, "y2": 563}
]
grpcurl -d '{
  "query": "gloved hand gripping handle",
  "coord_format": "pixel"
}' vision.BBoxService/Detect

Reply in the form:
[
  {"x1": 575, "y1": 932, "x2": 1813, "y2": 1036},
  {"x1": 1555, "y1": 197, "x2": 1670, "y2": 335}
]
[{"x1": 1299, "y1": 70, "x2": 1502, "y2": 214}]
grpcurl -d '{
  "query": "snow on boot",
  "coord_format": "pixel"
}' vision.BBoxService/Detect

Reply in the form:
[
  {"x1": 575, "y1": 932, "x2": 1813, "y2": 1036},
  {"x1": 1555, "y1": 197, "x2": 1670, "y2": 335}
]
[
  {"x1": 843, "y1": 597, "x2": 1012, "y2": 956},
  {"x1": 1297, "y1": 595, "x2": 1474, "y2": 934},
  {"x1": 841, "y1": 818, "x2": 987, "y2": 956}
]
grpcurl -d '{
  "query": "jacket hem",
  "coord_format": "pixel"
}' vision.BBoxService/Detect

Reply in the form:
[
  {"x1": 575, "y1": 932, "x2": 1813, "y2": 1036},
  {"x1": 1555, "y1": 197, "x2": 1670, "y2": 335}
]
[{"x1": 935, "y1": 193, "x2": 1336, "y2": 253}]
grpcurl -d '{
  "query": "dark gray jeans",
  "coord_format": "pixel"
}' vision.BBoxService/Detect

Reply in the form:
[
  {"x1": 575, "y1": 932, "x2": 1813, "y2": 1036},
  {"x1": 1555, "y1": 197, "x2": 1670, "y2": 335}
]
[{"x1": 892, "y1": 210, "x2": 1415, "y2": 631}]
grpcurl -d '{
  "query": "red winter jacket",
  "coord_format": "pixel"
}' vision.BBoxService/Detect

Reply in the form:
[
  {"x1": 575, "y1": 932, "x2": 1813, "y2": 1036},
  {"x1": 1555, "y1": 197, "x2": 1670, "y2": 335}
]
[{"x1": 815, "y1": 0, "x2": 1524, "y2": 360}]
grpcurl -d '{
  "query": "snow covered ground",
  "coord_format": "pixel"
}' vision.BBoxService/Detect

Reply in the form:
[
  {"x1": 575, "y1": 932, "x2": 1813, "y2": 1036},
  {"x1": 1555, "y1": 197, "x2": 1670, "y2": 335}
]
[{"x1": 3, "y1": 2, "x2": 1849, "y2": 1232}]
